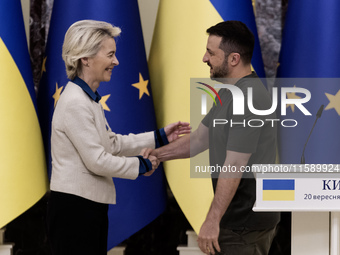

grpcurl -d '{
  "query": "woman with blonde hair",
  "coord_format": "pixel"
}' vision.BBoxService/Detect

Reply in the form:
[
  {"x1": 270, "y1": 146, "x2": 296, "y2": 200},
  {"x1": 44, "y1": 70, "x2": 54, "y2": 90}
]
[{"x1": 46, "y1": 20, "x2": 190, "y2": 255}]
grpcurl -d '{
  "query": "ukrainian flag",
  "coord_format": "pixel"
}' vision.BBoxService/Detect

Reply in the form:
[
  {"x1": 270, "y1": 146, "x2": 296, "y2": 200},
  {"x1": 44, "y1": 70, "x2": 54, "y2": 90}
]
[
  {"x1": 149, "y1": 0, "x2": 265, "y2": 234},
  {"x1": 0, "y1": 0, "x2": 48, "y2": 228},
  {"x1": 263, "y1": 179, "x2": 295, "y2": 201}
]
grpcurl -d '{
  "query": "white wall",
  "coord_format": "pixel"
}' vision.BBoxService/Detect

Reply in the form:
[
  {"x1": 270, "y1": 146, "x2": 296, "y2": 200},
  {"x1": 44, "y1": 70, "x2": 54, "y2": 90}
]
[
  {"x1": 137, "y1": 0, "x2": 160, "y2": 58},
  {"x1": 21, "y1": 0, "x2": 30, "y2": 46}
]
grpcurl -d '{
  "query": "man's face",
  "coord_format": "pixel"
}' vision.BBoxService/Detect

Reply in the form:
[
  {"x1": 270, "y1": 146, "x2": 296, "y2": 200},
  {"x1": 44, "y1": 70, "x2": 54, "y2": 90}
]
[{"x1": 203, "y1": 35, "x2": 229, "y2": 79}]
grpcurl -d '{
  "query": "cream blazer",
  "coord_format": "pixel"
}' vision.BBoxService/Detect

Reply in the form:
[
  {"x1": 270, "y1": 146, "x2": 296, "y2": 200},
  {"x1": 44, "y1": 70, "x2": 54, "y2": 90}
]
[{"x1": 50, "y1": 82, "x2": 155, "y2": 204}]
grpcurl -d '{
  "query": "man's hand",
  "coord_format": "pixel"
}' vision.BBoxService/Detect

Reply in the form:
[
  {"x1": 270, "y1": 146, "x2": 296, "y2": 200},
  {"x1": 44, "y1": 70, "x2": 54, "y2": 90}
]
[
  {"x1": 140, "y1": 122, "x2": 206, "y2": 163},
  {"x1": 164, "y1": 121, "x2": 191, "y2": 143},
  {"x1": 197, "y1": 218, "x2": 221, "y2": 255},
  {"x1": 140, "y1": 148, "x2": 157, "y2": 158}
]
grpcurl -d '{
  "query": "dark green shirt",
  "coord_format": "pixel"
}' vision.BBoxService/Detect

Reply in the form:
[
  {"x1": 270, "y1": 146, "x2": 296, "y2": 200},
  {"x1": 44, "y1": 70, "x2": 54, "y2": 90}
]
[{"x1": 202, "y1": 72, "x2": 280, "y2": 230}]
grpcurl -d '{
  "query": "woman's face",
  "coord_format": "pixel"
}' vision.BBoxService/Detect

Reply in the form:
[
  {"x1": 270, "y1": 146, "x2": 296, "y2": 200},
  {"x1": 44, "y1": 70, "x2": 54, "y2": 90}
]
[{"x1": 87, "y1": 37, "x2": 119, "y2": 84}]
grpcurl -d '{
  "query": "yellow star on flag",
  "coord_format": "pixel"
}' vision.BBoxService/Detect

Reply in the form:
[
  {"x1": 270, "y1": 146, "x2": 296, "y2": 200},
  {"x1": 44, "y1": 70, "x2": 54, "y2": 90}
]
[
  {"x1": 41, "y1": 56, "x2": 47, "y2": 77},
  {"x1": 286, "y1": 85, "x2": 302, "y2": 113},
  {"x1": 52, "y1": 82, "x2": 63, "y2": 108},
  {"x1": 132, "y1": 73, "x2": 150, "y2": 99},
  {"x1": 325, "y1": 89, "x2": 340, "y2": 116},
  {"x1": 100, "y1": 94, "x2": 111, "y2": 111}
]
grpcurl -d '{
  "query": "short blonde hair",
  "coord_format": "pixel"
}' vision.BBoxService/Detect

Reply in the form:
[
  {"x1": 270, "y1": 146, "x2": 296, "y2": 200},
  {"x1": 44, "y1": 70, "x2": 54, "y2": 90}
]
[{"x1": 62, "y1": 20, "x2": 121, "y2": 80}]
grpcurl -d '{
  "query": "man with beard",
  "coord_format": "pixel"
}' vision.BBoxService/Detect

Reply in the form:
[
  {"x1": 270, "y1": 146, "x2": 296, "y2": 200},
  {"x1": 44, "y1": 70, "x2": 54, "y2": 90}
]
[{"x1": 144, "y1": 21, "x2": 280, "y2": 255}]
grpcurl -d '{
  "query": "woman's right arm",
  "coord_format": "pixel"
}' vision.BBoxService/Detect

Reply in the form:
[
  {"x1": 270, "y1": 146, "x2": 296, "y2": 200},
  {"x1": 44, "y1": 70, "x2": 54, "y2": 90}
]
[{"x1": 61, "y1": 101, "x2": 142, "y2": 179}]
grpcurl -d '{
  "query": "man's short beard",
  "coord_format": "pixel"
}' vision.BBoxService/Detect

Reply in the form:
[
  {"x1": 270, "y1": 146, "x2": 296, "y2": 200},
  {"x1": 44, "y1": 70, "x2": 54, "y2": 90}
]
[{"x1": 211, "y1": 58, "x2": 229, "y2": 80}]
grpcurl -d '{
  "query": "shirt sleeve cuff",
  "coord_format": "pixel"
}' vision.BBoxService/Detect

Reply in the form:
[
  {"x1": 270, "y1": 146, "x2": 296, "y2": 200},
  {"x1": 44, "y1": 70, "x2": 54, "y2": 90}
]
[
  {"x1": 154, "y1": 128, "x2": 169, "y2": 148},
  {"x1": 137, "y1": 155, "x2": 152, "y2": 175}
]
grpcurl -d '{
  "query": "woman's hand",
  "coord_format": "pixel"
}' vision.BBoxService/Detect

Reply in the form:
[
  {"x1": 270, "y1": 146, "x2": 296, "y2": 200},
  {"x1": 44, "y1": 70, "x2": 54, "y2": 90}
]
[
  {"x1": 143, "y1": 155, "x2": 159, "y2": 176},
  {"x1": 140, "y1": 148, "x2": 160, "y2": 176},
  {"x1": 164, "y1": 121, "x2": 191, "y2": 143}
]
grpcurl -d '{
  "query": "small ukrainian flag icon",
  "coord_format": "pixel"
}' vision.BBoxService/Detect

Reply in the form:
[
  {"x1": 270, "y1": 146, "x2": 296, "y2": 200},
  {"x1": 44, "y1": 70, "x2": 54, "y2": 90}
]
[{"x1": 263, "y1": 179, "x2": 295, "y2": 201}]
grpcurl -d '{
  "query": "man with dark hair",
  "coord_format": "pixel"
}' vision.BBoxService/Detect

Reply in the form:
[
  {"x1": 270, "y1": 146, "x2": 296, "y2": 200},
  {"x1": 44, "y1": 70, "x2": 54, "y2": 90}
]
[
  {"x1": 206, "y1": 20, "x2": 254, "y2": 66},
  {"x1": 145, "y1": 20, "x2": 280, "y2": 255}
]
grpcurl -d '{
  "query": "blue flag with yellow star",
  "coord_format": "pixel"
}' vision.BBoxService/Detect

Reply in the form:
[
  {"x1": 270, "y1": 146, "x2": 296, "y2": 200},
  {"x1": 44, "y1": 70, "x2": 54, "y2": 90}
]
[
  {"x1": 277, "y1": 0, "x2": 340, "y2": 164},
  {"x1": 0, "y1": 0, "x2": 48, "y2": 228},
  {"x1": 37, "y1": 0, "x2": 167, "y2": 249}
]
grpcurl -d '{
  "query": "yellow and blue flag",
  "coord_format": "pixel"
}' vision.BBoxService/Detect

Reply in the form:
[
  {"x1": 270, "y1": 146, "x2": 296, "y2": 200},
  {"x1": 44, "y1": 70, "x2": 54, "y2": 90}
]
[
  {"x1": 209, "y1": 0, "x2": 265, "y2": 77},
  {"x1": 277, "y1": 0, "x2": 340, "y2": 164},
  {"x1": 37, "y1": 0, "x2": 166, "y2": 249},
  {"x1": 0, "y1": 0, "x2": 48, "y2": 228},
  {"x1": 262, "y1": 179, "x2": 295, "y2": 201},
  {"x1": 149, "y1": 0, "x2": 264, "y2": 234}
]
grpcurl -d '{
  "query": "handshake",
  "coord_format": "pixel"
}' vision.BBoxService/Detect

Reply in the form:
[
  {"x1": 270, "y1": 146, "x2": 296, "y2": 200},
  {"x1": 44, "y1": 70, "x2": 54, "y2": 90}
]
[
  {"x1": 139, "y1": 148, "x2": 159, "y2": 176},
  {"x1": 138, "y1": 121, "x2": 191, "y2": 177}
]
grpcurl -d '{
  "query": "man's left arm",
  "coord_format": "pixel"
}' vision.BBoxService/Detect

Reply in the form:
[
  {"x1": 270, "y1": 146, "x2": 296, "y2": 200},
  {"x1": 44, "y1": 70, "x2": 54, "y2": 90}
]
[{"x1": 197, "y1": 150, "x2": 252, "y2": 255}]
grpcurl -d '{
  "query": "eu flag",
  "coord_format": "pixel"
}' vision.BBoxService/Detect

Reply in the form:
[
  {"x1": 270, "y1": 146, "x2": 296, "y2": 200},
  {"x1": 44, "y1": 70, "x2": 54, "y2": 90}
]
[
  {"x1": 0, "y1": 0, "x2": 47, "y2": 228},
  {"x1": 37, "y1": 0, "x2": 167, "y2": 249},
  {"x1": 277, "y1": 0, "x2": 340, "y2": 164}
]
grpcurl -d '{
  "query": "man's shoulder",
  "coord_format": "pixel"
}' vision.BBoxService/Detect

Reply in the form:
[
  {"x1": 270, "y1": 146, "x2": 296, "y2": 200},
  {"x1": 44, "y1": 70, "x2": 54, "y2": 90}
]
[{"x1": 236, "y1": 72, "x2": 265, "y2": 89}]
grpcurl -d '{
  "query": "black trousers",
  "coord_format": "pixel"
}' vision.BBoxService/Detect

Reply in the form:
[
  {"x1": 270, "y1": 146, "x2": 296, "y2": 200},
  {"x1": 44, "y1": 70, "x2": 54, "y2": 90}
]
[
  {"x1": 46, "y1": 191, "x2": 109, "y2": 255},
  {"x1": 216, "y1": 226, "x2": 277, "y2": 255}
]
